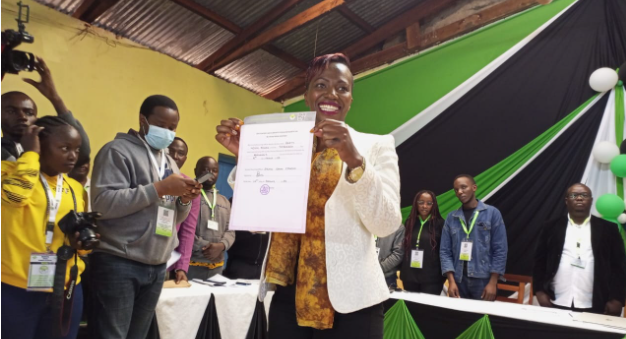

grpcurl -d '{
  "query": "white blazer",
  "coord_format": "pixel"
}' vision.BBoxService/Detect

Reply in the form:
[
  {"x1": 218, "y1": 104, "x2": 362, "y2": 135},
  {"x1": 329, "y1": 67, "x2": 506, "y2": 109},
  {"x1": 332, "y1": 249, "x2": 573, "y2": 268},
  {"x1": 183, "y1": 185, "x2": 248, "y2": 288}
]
[{"x1": 229, "y1": 126, "x2": 402, "y2": 313}]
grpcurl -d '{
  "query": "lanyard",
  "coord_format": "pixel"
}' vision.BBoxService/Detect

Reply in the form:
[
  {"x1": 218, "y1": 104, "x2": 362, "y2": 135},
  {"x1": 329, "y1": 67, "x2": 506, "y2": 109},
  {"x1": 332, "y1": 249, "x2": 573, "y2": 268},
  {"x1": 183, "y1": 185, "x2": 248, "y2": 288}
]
[
  {"x1": 15, "y1": 142, "x2": 24, "y2": 155},
  {"x1": 140, "y1": 138, "x2": 166, "y2": 179},
  {"x1": 415, "y1": 215, "x2": 431, "y2": 248},
  {"x1": 569, "y1": 217, "x2": 590, "y2": 259},
  {"x1": 201, "y1": 188, "x2": 217, "y2": 219},
  {"x1": 41, "y1": 174, "x2": 64, "y2": 245},
  {"x1": 459, "y1": 211, "x2": 480, "y2": 239}
]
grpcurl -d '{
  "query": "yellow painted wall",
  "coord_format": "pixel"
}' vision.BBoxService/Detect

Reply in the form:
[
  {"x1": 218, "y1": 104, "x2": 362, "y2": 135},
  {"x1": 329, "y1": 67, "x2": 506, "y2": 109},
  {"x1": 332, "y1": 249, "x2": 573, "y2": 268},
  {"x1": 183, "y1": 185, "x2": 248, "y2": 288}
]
[{"x1": 1, "y1": 0, "x2": 282, "y2": 175}]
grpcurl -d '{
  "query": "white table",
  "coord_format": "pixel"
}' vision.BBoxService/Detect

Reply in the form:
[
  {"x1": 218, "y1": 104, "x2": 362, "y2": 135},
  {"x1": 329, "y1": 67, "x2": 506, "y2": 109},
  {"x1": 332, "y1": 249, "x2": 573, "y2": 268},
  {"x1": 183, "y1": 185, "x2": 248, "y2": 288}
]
[{"x1": 155, "y1": 281, "x2": 273, "y2": 339}]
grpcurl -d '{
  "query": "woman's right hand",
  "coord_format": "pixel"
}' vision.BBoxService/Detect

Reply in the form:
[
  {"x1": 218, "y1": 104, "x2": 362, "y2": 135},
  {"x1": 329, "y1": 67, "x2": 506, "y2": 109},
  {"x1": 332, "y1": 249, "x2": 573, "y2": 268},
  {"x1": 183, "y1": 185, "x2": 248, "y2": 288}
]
[
  {"x1": 20, "y1": 125, "x2": 45, "y2": 154},
  {"x1": 215, "y1": 118, "x2": 243, "y2": 157}
]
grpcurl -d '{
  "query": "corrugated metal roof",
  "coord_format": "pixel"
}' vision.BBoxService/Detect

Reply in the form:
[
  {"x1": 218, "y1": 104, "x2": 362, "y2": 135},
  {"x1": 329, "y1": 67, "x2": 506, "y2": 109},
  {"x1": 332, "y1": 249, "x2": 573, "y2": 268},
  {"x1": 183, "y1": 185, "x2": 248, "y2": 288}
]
[
  {"x1": 214, "y1": 49, "x2": 301, "y2": 96},
  {"x1": 347, "y1": 0, "x2": 423, "y2": 28},
  {"x1": 191, "y1": 0, "x2": 284, "y2": 29},
  {"x1": 273, "y1": 11, "x2": 366, "y2": 62},
  {"x1": 34, "y1": 0, "x2": 82, "y2": 14},
  {"x1": 93, "y1": 0, "x2": 235, "y2": 66}
]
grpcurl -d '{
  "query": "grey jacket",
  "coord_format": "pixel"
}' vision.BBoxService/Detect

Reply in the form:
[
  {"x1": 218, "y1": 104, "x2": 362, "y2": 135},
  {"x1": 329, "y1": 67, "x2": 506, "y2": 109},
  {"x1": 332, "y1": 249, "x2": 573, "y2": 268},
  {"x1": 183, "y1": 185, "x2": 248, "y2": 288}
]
[
  {"x1": 377, "y1": 225, "x2": 405, "y2": 277},
  {"x1": 191, "y1": 188, "x2": 235, "y2": 264},
  {"x1": 91, "y1": 131, "x2": 190, "y2": 265}
]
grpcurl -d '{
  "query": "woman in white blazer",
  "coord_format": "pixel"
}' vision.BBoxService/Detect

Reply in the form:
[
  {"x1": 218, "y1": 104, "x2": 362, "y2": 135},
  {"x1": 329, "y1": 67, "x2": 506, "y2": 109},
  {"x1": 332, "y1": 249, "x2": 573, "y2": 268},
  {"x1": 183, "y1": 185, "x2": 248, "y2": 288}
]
[{"x1": 215, "y1": 53, "x2": 401, "y2": 339}]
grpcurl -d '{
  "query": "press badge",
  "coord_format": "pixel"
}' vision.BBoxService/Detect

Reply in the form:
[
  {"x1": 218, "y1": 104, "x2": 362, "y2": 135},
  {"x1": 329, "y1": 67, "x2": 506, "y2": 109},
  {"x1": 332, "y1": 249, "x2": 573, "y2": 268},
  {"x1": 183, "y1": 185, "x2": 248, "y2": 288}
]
[
  {"x1": 27, "y1": 253, "x2": 57, "y2": 291},
  {"x1": 571, "y1": 257, "x2": 586, "y2": 269},
  {"x1": 207, "y1": 220, "x2": 219, "y2": 231},
  {"x1": 156, "y1": 205, "x2": 175, "y2": 237},
  {"x1": 460, "y1": 240, "x2": 473, "y2": 261},
  {"x1": 410, "y1": 250, "x2": 424, "y2": 268}
]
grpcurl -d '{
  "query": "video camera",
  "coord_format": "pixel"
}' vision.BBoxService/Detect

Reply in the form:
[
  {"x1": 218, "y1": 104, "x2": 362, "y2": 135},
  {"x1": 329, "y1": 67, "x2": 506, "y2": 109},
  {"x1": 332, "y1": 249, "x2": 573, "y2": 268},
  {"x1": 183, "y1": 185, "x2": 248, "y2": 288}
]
[{"x1": 1, "y1": 1, "x2": 35, "y2": 79}]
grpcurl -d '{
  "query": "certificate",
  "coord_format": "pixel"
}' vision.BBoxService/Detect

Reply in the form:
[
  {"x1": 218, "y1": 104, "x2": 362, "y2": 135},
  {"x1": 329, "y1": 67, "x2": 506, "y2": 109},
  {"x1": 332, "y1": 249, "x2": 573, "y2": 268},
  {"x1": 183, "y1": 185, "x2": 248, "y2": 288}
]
[{"x1": 229, "y1": 112, "x2": 316, "y2": 234}]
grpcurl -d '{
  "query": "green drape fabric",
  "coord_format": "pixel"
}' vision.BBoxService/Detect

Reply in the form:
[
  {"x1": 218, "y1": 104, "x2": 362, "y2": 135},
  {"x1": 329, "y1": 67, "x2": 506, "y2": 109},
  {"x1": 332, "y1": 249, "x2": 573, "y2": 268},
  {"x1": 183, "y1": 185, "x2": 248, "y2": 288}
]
[
  {"x1": 455, "y1": 315, "x2": 495, "y2": 339},
  {"x1": 401, "y1": 95, "x2": 600, "y2": 220},
  {"x1": 614, "y1": 85, "x2": 624, "y2": 200},
  {"x1": 383, "y1": 300, "x2": 426, "y2": 339}
]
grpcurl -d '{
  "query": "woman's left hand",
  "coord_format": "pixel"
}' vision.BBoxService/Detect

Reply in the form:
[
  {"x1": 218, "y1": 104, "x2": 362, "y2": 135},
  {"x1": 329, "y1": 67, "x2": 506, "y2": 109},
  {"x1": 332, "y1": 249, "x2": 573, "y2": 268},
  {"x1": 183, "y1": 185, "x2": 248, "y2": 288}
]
[{"x1": 312, "y1": 119, "x2": 363, "y2": 169}]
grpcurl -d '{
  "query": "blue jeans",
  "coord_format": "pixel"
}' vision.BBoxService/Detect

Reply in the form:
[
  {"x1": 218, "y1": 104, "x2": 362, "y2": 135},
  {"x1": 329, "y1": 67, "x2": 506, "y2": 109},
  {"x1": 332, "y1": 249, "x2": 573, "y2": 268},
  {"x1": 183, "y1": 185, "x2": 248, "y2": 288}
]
[
  {"x1": 88, "y1": 252, "x2": 165, "y2": 339},
  {"x1": 457, "y1": 274, "x2": 491, "y2": 300},
  {"x1": 1, "y1": 282, "x2": 83, "y2": 339}
]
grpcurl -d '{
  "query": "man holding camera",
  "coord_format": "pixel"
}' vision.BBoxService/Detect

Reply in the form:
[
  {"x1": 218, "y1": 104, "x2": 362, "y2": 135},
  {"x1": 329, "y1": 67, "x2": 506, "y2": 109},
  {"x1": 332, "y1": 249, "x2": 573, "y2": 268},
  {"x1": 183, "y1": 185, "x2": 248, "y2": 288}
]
[
  {"x1": 1, "y1": 57, "x2": 90, "y2": 163},
  {"x1": 89, "y1": 95, "x2": 201, "y2": 339}
]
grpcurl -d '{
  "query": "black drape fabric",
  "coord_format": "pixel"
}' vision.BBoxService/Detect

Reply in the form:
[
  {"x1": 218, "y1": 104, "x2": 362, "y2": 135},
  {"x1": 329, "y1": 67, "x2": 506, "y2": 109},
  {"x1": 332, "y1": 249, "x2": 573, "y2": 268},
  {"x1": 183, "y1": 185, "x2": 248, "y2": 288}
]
[
  {"x1": 245, "y1": 300, "x2": 268, "y2": 339},
  {"x1": 382, "y1": 298, "x2": 622, "y2": 339},
  {"x1": 397, "y1": 0, "x2": 626, "y2": 205},
  {"x1": 486, "y1": 94, "x2": 608, "y2": 276},
  {"x1": 196, "y1": 295, "x2": 222, "y2": 339}
]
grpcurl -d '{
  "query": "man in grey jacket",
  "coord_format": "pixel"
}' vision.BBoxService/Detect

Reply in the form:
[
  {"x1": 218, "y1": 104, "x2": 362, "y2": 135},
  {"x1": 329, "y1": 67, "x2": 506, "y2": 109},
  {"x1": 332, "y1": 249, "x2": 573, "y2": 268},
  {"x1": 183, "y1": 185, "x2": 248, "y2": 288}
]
[
  {"x1": 89, "y1": 95, "x2": 201, "y2": 339},
  {"x1": 377, "y1": 225, "x2": 405, "y2": 288},
  {"x1": 188, "y1": 156, "x2": 235, "y2": 280}
]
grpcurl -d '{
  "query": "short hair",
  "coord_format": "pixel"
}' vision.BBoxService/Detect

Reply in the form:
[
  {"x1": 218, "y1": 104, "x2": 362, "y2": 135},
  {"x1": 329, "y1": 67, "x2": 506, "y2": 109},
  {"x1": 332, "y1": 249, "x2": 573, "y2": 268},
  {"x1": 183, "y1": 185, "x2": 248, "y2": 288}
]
[
  {"x1": 34, "y1": 116, "x2": 74, "y2": 141},
  {"x1": 565, "y1": 183, "x2": 591, "y2": 196},
  {"x1": 195, "y1": 156, "x2": 216, "y2": 168},
  {"x1": 140, "y1": 95, "x2": 178, "y2": 118},
  {"x1": 173, "y1": 137, "x2": 188, "y2": 150},
  {"x1": 454, "y1": 174, "x2": 476, "y2": 185},
  {"x1": 1, "y1": 91, "x2": 37, "y2": 111},
  {"x1": 305, "y1": 53, "x2": 352, "y2": 89}
]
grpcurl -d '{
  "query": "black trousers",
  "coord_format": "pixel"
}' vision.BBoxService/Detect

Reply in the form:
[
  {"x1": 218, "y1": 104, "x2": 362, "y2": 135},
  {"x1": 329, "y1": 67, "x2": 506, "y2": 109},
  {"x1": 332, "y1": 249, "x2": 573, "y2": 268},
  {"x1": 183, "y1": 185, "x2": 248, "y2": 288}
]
[
  {"x1": 402, "y1": 281, "x2": 443, "y2": 295},
  {"x1": 268, "y1": 284, "x2": 384, "y2": 339},
  {"x1": 551, "y1": 302, "x2": 594, "y2": 313}
]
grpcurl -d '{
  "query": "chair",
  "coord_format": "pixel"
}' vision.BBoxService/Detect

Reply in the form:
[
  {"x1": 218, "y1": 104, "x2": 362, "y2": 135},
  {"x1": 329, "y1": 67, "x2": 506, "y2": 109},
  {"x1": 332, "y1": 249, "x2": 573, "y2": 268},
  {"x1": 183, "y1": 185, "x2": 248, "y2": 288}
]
[{"x1": 496, "y1": 274, "x2": 533, "y2": 304}]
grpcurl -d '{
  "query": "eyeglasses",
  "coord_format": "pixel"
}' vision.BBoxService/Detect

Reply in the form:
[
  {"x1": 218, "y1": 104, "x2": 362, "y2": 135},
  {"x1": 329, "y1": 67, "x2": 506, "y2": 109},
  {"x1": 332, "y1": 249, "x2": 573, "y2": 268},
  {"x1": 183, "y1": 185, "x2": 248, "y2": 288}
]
[
  {"x1": 417, "y1": 201, "x2": 433, "y2": 206},
  {"x1": 566, "y1": 193, "x2": 592, "y2": 200}
]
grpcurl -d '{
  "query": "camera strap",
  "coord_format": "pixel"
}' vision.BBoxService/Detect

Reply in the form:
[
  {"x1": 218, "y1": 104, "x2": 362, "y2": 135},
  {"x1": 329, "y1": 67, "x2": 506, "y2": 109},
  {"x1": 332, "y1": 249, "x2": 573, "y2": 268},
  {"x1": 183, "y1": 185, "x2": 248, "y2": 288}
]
[{"x1": 51, "y1": 245, "x2": 78, "y2": 337}]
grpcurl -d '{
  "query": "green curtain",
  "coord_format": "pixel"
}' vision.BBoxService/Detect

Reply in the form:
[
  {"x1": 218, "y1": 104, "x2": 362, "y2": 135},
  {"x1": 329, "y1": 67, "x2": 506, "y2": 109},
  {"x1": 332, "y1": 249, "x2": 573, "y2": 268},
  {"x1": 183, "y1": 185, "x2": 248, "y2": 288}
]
[
  {"x1": 383, "y1": 300, "x2": 426, "y2": 339},
  {"x1": 455, "y1": 315, "x2": 495, "y2": 339},
  {"x1": 285, "y1": 0, "x2": 576, "y2": 135},
  {"x1": 401, "y1": 95, "x2": 600, "y2": 220},
  {"x1": 615, "y1": 85, "x2": 624, "y2": 200}
]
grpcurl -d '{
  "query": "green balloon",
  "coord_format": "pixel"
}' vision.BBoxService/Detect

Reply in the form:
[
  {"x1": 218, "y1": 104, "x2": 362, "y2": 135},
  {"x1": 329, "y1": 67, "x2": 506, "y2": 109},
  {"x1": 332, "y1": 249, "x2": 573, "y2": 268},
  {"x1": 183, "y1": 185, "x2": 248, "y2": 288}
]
[
  {"x1": 596, "y1": 194, "x2": 625, "y2": 219},
  {"x1": 610, "y1": 154, "x2": 626, "y2": 177}
]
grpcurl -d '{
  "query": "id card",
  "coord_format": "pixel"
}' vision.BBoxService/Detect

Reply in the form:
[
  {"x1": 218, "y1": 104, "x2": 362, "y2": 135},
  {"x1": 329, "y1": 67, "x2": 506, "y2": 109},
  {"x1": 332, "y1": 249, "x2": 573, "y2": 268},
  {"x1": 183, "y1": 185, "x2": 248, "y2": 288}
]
[
  {"x1": 27, "y1": 253, "x2": 57, "y2": 291},
  {"x1": 156, "y1": 206, "x2": 175, "y2": 237},
  {"x1": 571, "y1": 257, "x2": 585, "y2": 269},
  {"x1": 460, "y1": 240, "x2": 473, "y2": 261},
  {"x1": 207, "y1": 220, "x2": 219, "y2": 231},
  {"x1": 410, "y1": 249, "x2": 424, "y2": 268}
]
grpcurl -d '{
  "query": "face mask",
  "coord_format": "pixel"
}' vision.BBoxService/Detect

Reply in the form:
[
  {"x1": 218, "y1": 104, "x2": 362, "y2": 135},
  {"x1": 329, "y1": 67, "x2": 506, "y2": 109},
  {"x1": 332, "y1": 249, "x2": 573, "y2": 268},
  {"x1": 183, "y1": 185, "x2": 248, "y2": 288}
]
[{"x1": 143, "y1": 123, "x2": 175, "y2": 150}]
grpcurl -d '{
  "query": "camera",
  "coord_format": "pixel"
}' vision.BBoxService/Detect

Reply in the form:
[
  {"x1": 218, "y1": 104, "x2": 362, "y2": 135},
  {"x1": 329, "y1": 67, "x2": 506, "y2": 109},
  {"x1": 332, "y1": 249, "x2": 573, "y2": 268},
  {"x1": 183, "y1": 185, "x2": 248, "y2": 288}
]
[
  {"x1": 58, "y1": 211, "x2": 101, "y2": 250},
  {"x1": 1, "y1": 1, "x2": 35, "y2": 79}
]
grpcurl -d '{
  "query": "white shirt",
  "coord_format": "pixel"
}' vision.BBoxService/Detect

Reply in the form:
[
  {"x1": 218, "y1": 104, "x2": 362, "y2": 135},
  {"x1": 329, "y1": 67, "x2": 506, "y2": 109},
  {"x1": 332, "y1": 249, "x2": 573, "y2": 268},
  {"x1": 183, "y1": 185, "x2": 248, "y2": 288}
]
[{"x1": 551, "y1": 215, "x2": 594, "y2": 309}]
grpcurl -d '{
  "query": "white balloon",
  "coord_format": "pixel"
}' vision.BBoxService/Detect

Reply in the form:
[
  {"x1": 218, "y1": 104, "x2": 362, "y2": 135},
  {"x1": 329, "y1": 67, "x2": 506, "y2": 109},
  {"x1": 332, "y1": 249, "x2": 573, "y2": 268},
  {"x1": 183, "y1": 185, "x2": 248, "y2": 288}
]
[
  {"x1": 589, "y1": 67, "x2": 619, "y2": 92},
  {"x1": 618, "y1": 213, "x2": 626, "y2": 224},
  {"x1": 592, "y1": 141, "x2": 620, "y2": 163}
]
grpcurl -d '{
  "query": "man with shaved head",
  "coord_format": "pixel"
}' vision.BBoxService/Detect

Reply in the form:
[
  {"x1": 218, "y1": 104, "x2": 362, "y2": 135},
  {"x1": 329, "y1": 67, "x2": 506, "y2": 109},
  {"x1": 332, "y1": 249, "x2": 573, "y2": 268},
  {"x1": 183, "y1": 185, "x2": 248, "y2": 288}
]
[
  {"x1": 534, "y1": 183, "x2": 626, "y2": 315},
  {"x1": 188, "y1": 156, "x2": 235, "y2": 280},
  {"x1": 2, "y1": 57, "x2": 90, "y2": 162}
]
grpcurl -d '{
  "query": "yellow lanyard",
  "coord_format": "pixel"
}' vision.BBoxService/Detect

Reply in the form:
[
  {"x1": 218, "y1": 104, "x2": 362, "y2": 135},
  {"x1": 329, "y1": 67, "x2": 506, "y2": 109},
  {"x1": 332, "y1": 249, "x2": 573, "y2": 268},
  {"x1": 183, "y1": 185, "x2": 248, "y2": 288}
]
[
  {"x1": 201, "y1": 188, "x2": 217, "y2": 219},
  {"x1": 460, "y1": 211, "x2": 480, "y2": 239},
  {"x1": 415, "y1": 215, "x2": 431, "y2": 248}
]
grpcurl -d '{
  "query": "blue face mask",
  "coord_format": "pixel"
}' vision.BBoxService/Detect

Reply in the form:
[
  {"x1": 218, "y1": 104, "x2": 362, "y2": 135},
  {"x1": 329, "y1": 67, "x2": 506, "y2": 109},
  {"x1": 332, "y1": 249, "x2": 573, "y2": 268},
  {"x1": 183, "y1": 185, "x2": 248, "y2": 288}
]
[{"x1": 143, "y1": 124, "x2": 175, "y2": 150}]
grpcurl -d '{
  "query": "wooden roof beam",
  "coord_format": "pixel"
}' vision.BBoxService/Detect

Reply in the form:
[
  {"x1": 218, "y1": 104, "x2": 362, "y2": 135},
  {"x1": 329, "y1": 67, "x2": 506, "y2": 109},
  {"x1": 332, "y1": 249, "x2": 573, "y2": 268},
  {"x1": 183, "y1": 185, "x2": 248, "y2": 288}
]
[
  {"x1": 337, "y1": 6, "x2": 375, "y2": 33},
  {"x1": 72, "y1": 0, "x2": 121, "y2": 23},
  {"x1": 209, "y1": 0, "x2": 345, "y2": 72},
  {"x1": 197, "y1": 0, "x2": 305, "y2": 72}
]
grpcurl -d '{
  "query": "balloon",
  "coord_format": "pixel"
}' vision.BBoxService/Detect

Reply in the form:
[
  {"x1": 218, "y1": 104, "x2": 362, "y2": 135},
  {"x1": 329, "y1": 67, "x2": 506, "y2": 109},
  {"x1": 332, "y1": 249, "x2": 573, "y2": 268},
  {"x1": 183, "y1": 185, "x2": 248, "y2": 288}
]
[
  {"x1": 618, "y1": 213, "x2": 626, "y2": 224},
  {"x1": 610, "y1": 154, "x2": 626, "y2": 177},
  {"x1": 589, "y1": 68, "x2": 619, "y2": 92},
  {"x1": 596, "y1": 194, "x2": 625, "y2": 219},
  {"x1": 592, "y1": 141, "x2": 620, "y2": 163}
]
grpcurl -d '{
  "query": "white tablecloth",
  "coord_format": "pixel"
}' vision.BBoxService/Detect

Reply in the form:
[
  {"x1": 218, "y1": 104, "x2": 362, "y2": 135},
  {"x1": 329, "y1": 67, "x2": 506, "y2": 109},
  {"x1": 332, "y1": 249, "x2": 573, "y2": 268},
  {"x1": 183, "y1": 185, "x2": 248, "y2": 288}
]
[
  {"x1": 155, "y1": 281, "x2": 273, "y2": 339},
  {"x1": 391, "y1": 291, "x2": 626, "y2": 335}
]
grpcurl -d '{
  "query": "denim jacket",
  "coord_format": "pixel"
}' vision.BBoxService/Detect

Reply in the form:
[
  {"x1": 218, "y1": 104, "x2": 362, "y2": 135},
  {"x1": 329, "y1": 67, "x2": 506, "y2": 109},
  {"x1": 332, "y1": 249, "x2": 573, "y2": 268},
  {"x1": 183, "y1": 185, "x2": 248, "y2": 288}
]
[{"x1": 440, "y1": 200, "x2": 508, "y2": 283}]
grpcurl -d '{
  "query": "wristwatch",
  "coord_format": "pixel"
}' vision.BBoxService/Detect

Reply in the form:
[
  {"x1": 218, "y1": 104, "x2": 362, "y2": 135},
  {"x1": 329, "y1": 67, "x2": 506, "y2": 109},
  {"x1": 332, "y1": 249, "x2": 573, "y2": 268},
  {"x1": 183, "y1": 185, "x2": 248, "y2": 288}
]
[{"x1": 346, "y1": 159, "x2": 366, "y2": 183}]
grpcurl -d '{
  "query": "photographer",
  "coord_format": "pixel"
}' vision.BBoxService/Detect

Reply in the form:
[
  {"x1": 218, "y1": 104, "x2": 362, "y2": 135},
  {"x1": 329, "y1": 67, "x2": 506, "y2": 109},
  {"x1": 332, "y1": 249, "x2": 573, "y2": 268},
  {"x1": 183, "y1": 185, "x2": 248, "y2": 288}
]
[
  {"x1": 2, "y1": 57, "x2": 90, "y2": 163},
  {"x1": 1, "y1": 116, "x2": 94, "y2": 339}
]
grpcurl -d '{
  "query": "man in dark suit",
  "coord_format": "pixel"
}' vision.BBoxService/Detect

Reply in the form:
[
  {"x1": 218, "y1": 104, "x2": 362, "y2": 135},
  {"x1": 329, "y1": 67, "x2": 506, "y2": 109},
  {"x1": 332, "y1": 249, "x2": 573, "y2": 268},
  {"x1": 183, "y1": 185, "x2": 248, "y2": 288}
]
[{"x1": 533, "y1": 183, "x2": 626, "y2": 315}]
